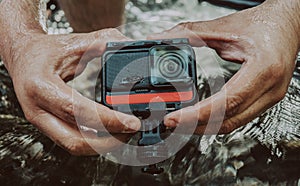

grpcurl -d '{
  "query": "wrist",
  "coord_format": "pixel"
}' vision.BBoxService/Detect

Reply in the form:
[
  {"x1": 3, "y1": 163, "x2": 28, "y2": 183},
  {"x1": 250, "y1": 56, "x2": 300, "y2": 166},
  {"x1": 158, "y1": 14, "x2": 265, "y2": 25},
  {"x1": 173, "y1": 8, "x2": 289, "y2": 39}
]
[
  {"x1": 1, "y1": 32, "x2": 46, "y2": 78},
  {"x1": 0, "y1": 0, "x2": 47, "y2": 74}
]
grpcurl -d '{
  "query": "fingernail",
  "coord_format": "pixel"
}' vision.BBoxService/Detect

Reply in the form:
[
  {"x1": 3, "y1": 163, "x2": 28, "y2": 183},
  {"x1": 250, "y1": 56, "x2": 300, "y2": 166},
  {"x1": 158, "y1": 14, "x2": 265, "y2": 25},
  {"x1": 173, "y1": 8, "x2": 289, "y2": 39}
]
[
  {"x1": 165, "y1": 118, "x2": 178, "y2": 127},
  {"x1": 123, "y1": 117, "x2": 140, "y2": 132}
]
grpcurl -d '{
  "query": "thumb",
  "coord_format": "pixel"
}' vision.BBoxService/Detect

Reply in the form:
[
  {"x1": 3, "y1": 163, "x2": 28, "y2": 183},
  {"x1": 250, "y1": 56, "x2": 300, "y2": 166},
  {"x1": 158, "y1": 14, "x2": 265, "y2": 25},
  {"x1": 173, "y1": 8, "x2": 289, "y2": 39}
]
[
  {"x1": 148, "y1": 21, "x2": 244, "y2": 62},
  {"x1": 148, "y1": 21, "x2": 221, "y2": 46},
  {"x1": 55, "y1": 29, "x2": 132, "y2": 80},
  {"x1": 148, "y1": 22, "x2": 206, "y2": 46},
  {"x1": 61, "y1": 28, "x2": 132, "y2": 61}
]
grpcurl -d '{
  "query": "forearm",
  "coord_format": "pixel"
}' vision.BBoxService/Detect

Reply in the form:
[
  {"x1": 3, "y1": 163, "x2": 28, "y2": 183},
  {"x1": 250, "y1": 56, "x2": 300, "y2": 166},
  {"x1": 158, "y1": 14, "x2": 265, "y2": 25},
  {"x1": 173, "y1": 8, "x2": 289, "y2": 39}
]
[
  {"x1": 59, "y1": 0, "x2": 125, "y2": 33},
  {"x1": 0, "y1": 0, "x2": 47, "y2": 71}
]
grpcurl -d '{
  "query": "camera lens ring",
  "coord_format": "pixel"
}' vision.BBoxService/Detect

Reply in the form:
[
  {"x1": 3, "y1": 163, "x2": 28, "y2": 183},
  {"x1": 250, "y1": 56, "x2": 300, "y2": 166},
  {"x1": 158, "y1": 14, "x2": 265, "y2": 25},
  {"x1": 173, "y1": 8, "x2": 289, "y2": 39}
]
[{"x1": 157, "y1": 52, "x2": 186, "y2": 79}]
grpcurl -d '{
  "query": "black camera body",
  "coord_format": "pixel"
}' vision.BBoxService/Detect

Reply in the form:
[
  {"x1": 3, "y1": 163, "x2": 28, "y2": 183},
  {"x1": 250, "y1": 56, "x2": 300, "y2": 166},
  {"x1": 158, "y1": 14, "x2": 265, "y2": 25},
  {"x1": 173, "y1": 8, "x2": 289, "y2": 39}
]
[
  {"x1": 101, "y1": 38, "x2": 197, "y2": 117},
  {"x1": 100, "y1": 38, "x2": 197, "y2": 173}
]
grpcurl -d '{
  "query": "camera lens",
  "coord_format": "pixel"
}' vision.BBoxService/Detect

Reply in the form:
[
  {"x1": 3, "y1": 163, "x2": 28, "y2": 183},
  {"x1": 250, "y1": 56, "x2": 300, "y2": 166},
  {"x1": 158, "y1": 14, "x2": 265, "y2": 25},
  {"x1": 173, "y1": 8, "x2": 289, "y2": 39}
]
[{"x1": 158, "y1": 53, "x2": 185, "y2": 79}]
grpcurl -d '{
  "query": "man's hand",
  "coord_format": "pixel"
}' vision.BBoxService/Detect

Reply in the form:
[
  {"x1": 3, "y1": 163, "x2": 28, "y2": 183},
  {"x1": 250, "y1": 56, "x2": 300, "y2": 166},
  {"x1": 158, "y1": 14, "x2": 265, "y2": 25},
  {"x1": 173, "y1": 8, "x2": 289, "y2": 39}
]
[
  {"x1": 149, "y1": 0, "x2": 299, "y2": 134},
  {"x1": 0, "y1": 0, "x2": 141, "y2": 156},
  {"x1": 5, "y1": 29, "x2": 141, "y2": 155}
]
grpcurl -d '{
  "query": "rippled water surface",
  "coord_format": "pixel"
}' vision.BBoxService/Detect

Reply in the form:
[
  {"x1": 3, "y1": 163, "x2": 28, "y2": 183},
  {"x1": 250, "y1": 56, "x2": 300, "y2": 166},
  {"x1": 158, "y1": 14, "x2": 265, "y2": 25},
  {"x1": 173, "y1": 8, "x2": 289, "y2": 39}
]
[{"x1": 0, "y1": 0, "x2": 300, "y2": 185}]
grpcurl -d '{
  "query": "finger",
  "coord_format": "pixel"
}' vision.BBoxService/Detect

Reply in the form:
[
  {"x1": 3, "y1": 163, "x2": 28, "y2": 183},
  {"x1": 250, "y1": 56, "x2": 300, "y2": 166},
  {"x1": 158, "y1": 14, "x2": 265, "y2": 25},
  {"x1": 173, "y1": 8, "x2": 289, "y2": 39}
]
[
  {"x1": 148, "y1": 22, "x2": 207, "y2": 47},
  {"x1": 148, "y1": 21, "x2": 247, "y2": 62},
  {"x1": 194, "y1": 85, "x2": 284, "y2": 134},
  {"x1": 31, "y1": 29, "x2": 141, "y2": 133},
  {"x1": 61, "y1": 28, "x2": 132, "y2": 59},
  {"x1": 56, "y1": 29, "x2": 133, "y2": 81},
  {"x1": 31, "y1": 111, "x2": 130, "y2": 156},
  {"x1": 30, "y1": 78, "x2": 141, "y2": 133}
]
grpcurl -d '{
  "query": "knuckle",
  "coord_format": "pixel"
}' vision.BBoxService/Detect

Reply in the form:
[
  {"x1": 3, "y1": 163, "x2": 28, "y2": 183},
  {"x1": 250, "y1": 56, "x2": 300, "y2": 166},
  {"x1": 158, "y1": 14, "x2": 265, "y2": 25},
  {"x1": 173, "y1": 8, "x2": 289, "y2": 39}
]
[
  {"x1": 273, "y1": 88, "x2": 287, "y2": 103},
  {"x1": 62, "y1": 137, "x2": 86, "y2": 156},
  {"x1": 222, "y1": 118, "x2": 242, "y2": 134},
  {"x1": 23, "y1": 110, "x2": 46, "y2": 125},
  {"x1": 90, "y1": 30, "x2": 101, "y2": 39},
  {"x1": 63, "y1": 34, "x2": 89, "y2": 54},
  {"x1": 107, "y1": 28, "x2": 119, "y2": 33},
  {"x1": 98, "y1": 28, "x2": 125, "y2": 46},
  {"x1": 101, "y1": 28, "x2": 120, "y2": 36},
  {"x1": 64, "y1": 34, "x2": 80, "y2": 48},
  {"x1": 23, "y1": 109, "x2": 36, "y2": 123},
  {"x1": 178, "y1": 21, "x2": 193, "y2": 31},
  {"x1": 225, "y1": 95, "x2": 244, "y2": 117},
  {"x1": 61, "y1": 100, "x2": 77, "y2": 122}
]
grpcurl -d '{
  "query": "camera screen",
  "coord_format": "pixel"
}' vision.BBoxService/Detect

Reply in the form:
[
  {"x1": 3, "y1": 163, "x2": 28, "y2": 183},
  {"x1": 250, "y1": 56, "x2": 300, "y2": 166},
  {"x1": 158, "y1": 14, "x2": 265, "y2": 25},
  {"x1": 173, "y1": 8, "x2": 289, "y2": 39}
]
[{"x1": 104, "y1": 51, "x2": 150, "y2": 91}]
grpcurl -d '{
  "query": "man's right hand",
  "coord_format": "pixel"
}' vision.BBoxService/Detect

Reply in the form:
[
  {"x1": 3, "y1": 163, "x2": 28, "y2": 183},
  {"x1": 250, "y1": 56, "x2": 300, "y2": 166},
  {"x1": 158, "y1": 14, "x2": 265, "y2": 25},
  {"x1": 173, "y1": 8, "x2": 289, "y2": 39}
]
[{"x1": 3, "y1": 28, "x2": 141, "y2": 156}]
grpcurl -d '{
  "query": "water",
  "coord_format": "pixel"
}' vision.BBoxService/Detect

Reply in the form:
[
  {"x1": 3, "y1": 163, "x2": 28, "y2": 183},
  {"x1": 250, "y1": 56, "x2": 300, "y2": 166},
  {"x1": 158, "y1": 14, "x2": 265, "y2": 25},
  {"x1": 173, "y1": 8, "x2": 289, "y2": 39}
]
[{"x1": 0, "y1": 0, "x2": 300, "y2": 185}]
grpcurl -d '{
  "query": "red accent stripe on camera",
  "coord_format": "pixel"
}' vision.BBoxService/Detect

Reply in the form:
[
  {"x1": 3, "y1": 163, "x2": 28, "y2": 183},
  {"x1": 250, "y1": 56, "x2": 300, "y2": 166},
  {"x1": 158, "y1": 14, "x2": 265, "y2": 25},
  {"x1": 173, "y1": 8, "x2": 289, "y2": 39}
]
[{"x1": 106, "y1": 91, "x2": 193, "y2": 105}]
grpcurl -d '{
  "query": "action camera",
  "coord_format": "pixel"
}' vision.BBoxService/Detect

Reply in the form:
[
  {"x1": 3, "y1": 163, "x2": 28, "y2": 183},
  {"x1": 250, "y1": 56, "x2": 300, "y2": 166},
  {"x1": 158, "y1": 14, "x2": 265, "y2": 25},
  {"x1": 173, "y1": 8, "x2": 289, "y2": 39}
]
[
  {"x1": 100, "y1": 38, "x2": 197, "y2": 174},
  {"x1": 101, "y1": 38, "x2": 197, "y2": 115}
]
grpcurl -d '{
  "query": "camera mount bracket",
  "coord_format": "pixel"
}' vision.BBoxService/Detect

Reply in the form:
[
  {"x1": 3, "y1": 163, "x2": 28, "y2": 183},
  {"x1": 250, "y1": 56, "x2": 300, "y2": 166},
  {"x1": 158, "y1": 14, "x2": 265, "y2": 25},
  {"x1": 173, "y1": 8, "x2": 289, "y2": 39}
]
[
  {"x1": 138, "y1": 119, "x2": 162, "y2": 146},
  {"x1": 137, "y1": 119, "x2": 168, "y2": 174}
]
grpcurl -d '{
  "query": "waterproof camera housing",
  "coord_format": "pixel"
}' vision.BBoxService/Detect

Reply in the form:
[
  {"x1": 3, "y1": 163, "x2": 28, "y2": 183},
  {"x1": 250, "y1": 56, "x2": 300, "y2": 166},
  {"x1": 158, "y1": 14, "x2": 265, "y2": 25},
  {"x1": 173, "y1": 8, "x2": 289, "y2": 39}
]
[
  {"x1": 101, "y1": 38, "x2": 197, "y2": 116},
  {"x1": 100, "y1": 38, "x2": 197, "y2": 174}
]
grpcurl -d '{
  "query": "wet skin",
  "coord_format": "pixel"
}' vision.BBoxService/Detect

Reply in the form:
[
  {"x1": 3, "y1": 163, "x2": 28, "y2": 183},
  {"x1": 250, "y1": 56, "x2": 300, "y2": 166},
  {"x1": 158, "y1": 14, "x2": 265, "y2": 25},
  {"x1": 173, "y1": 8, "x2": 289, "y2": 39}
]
[
  {"x1": 0, "y1": 0, "x2": 299, "y2": 155},
  {"x1": 0, "y1": 0, "x2": 140, "y2": 156},
  {"x1": 149, "y1": 0, "x2": 300, "y2": 134}
]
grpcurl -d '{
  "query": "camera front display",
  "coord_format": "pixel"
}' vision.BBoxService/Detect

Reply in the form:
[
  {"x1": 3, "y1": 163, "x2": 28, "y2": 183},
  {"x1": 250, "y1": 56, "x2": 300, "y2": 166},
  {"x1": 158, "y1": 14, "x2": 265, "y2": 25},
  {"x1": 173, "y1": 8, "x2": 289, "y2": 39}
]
[{"x1": 101, "y1": 38, "x2": 197, "y2": 115}]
